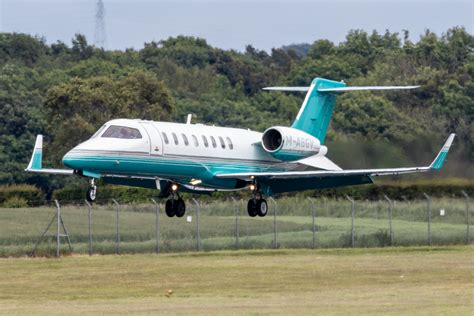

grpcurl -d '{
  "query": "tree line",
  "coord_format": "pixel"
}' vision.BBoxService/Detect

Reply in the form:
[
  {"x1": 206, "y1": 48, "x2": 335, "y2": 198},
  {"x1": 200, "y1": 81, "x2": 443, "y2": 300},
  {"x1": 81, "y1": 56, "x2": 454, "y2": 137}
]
[{"x1": 0, "y1": 28, "x2": 472, "y2": 194}]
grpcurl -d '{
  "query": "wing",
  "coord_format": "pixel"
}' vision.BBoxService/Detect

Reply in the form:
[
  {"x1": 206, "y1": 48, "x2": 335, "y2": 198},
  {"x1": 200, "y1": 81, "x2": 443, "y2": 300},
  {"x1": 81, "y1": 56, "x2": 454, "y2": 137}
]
[{"x1": 216, "y1": 134, "x2": 455, "y2": 181}]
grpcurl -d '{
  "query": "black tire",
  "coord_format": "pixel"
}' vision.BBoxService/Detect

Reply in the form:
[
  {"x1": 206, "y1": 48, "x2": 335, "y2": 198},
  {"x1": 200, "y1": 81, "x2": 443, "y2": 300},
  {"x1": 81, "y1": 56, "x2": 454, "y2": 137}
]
[
  {"x1": 256, "y1": 199, "x2": 268, "y2": 217},
  {"x1": 86, "y1": 186, "x2": 97, "y2": 202},
  {"x1": 165, "y1": 199, "x2": 175, "y2": 217},
  {"x1": 247, "y1": 199, "x2": 257, "y2": 217},
  {"x1": 175, "y1": 199, "x2": 186, "y2": 217}
]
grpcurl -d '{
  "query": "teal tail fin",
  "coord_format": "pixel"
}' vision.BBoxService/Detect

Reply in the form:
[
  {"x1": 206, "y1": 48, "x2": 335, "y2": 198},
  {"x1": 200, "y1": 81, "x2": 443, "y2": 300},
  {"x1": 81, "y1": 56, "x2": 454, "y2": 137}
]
[
  {"x1": 263, "y1": 77, "x2": 419, "y2": 144},
  {"x1": 291, "y1": 78, "x2": 345, "y2": 144}
]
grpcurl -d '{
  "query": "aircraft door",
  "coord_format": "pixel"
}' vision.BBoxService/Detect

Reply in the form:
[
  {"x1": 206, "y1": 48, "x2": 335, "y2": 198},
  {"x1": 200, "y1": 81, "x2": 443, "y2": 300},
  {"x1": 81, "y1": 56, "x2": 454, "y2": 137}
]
[{"x1": 139, "y1": 122, "x2": 164, "y2": 156}]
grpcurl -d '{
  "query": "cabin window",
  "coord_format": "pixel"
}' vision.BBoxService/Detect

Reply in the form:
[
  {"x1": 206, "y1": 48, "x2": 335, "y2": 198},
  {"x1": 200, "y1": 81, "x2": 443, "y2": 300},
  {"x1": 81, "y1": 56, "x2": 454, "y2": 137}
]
[
  {"x1": 202, "y1": 135, "x2": 209, "y2": 147},
  {"x1": 218, "y1": 136, "x2": 226, "y2": 149},
  {"x1": 210, "y1": 136, "x2": 217, "y2": 148},
  {"x1": 162, "y1": 132, "x2": 169, "y2": 144},
  {"x1": 91, "y1": 125, "x2": 106, "y2": 138},
  {"x1": 172, "y1": 133, "x2": 179, "y2": 145},
  {"x1": 226, "y1": 137, "x2": 233, "y2": 150},
  {"x1": 192, "y1": 135, "x2": 199, "y2": 147},
  {"x1": 182, "y1": 134, "x2": 189, "y2": 146},
  {"x1": 102, "y1": 125, "x2": 142, "y2": 139}
]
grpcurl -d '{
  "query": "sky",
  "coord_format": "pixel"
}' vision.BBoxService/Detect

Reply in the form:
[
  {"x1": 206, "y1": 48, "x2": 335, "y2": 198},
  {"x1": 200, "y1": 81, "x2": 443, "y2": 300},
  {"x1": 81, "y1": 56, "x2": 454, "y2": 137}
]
[{"x1": 0, "y1": 0, "x2": 473, "y2": 51}]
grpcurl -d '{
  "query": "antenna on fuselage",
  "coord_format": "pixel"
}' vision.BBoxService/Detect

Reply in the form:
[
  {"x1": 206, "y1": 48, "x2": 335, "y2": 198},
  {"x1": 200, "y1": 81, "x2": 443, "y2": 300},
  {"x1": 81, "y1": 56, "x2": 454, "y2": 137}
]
[{"x1": 186, "y1": 114, "x2": 192, "y2": 124}]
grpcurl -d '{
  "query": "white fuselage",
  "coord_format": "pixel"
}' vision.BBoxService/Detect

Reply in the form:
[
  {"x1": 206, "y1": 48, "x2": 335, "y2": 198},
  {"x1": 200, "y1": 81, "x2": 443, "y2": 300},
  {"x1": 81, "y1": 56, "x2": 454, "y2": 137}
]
[{"x1": 63, "y1": 119, "x2": 301, "y2": 190}]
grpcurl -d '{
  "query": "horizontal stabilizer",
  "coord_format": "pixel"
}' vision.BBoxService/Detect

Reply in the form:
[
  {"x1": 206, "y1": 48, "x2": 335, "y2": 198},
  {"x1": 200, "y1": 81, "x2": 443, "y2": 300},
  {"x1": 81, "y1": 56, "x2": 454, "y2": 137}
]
[
  {"x1": 262, "y1": 86, "x2": 310, "y2": 92},
  {"x1": 263, "y1": 85, "x2": 419, "y2": 93},
  {"x1": 318, "y1": 86, "x2": 419, "y2": 93}
]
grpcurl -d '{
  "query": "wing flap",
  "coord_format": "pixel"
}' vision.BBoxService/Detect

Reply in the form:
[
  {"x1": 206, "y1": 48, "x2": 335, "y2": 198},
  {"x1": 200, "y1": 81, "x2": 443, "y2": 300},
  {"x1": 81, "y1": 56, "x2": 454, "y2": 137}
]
[{"x1": 294, "y1": 155, "x2": 342, "y2": 171}]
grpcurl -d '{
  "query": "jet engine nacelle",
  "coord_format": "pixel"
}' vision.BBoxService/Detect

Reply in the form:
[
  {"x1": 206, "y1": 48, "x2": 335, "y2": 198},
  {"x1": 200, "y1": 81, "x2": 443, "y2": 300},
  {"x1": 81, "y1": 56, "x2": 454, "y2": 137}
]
[{"x1": 261, "y1": 126, "x2": 326, "y2": 161}]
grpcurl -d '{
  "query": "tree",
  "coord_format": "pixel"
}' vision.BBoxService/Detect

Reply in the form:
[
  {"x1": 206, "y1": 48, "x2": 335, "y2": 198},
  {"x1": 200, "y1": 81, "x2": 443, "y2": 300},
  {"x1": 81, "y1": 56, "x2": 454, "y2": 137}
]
[
  {"x1": 44, "y1": 70, "x2": 175, "y2": 163},
  {"x1": 0, "y1": 33, "x2": 48, "y2": 66}
]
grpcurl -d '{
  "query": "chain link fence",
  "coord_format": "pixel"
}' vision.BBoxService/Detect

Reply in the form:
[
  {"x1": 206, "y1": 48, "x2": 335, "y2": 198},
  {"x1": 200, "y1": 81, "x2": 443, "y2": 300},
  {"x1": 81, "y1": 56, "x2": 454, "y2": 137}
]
[{"x1": 0, "y1": 194, "x2": 471, "y2": 257}]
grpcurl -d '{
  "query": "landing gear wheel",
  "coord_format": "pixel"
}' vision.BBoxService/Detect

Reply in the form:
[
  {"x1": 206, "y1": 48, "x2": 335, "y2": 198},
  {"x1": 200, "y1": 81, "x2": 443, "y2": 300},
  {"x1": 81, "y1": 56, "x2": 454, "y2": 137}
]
[
  {"x1": 86, "y1": 186, "x2": 97, "y2": 202},
  {"x1": 165, "y1": 199, "x2": 176, "y2": 217},
  {"x1": 175, "y1": 199, "x2": 186, "y2": 217},
  {"x1": 256, "y1": 199, "x2": 268, "y2": 217},
  {"x1": 247, "y1": 199, "x2": 257, "y2": 217}
]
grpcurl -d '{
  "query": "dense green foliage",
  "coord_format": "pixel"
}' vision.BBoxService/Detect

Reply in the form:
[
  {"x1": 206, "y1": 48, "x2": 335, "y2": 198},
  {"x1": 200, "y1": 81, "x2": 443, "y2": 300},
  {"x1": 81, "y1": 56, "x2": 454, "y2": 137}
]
[
  {"x1": 0, "y1": 28, "x2": 472, "y2": 194},
  {"x1": 0, "y1": 184, "x2": 44, "y2": 206}
]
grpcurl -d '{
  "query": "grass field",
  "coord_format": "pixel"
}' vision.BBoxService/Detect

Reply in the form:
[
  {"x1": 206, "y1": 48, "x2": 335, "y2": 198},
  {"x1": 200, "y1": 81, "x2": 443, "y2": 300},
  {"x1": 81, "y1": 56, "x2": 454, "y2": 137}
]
[
  {"x1": 0, "y1": 197, "x2": 471, "y2": 256},
  {"x1": 0, "y1": 246, "x2": 472, "y2": 315}
]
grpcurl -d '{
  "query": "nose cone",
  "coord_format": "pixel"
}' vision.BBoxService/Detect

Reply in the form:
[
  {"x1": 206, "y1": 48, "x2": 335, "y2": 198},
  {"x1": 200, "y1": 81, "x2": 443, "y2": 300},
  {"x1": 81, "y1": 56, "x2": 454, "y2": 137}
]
[
  {"x1": 62, "y1": 148, "x2": 82, "y2": 170},
  {"x1": 62, "y1": 151, "x2": 73, "y2": 169}
]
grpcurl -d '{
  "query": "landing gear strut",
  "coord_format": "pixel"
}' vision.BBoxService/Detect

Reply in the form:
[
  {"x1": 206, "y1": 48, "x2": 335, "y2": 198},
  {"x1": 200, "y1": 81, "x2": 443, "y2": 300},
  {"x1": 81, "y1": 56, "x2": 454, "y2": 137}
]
[{"x1": 86, "y1": 179, "x2": 97, "y2": 202}]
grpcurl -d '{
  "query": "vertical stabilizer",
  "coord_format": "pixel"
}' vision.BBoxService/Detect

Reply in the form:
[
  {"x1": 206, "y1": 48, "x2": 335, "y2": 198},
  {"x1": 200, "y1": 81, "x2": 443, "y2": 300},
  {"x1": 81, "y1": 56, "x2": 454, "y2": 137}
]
[{"x1": 291, "y1": 78, "x2": 346, "y2": 144}]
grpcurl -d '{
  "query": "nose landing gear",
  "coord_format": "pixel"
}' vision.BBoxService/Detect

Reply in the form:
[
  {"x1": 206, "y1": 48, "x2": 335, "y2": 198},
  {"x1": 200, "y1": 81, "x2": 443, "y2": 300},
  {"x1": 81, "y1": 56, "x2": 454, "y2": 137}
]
[{"x1": 86, "y1": 179, "x2": 97, "y2": 202}]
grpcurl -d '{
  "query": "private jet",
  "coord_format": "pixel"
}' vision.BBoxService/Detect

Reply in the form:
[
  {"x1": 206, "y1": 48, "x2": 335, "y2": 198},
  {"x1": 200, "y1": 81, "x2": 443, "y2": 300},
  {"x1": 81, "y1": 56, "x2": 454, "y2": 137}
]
[{"x1": 26, "y1": 77, "x2": 455, "y2": 217}]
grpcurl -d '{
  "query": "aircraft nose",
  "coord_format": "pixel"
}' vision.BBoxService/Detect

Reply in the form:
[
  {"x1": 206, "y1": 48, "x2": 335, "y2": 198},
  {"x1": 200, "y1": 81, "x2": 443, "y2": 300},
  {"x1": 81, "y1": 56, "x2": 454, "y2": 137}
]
[{"x1": 62, "y1": 149, "x2": 81, "y2": 170}]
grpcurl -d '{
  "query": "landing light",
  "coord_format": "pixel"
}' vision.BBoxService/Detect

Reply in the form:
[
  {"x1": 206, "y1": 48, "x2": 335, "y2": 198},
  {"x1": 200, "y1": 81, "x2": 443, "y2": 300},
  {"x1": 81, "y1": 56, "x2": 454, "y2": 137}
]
[
  {"x1": 249, "y1": 184, "x2": 256, "y2": 191},
  {"x1": 171, "y1": 184, "x2": 179, "y2": 192},
  {"x1": 190, "y1": 179, "x2": 202, "y2": 185}
]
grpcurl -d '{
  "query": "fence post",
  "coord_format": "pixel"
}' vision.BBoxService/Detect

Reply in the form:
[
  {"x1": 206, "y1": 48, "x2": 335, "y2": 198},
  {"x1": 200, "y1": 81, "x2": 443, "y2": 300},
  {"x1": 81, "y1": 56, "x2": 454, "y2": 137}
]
[
  {"x1": 423, "y1": 193, "x2": 432, "y2": 246},
  {"x1": 345, "y1": 195, "x2": 355, "y2": 248},
  {"x1": 307, "y1": 197, "x2": 316, "y2": 249},
  {"x1": 231, "y1": 197, "x2": 239, "y2": 250},
  {"x1": 383, "y1": 195, "x2": 394, "y2": 246},
  {"x1": 55, "y1": 200, "x2": 61, "y2": 257},
  {"x1": 461, "y1": 191, "x2": 471, "y2": 244},
  {"x1": 151, "y1": 199, "x2": 160, "y2": 254},
  {"x1": 323, "y1": 196, "x2": 327, "y2": 217},
  {"x1": 269, "y1": 197, "x2": 277, "y2": 249},
  {"x1": 85, "y1": 200, "x2": 93, "y2": 256},
  {"x1": 112, "y1": 199, "x2": 120, "y2": 254},
  {"x1": 192, "y1": 198, "x2": 201, "y2": 252}
]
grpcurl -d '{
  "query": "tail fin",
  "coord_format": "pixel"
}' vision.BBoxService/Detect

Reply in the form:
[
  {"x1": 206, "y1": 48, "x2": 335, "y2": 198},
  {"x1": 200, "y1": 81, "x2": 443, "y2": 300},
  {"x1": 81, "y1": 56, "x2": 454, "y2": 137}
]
[
  {"x1": 264, "y1": 77, "x2": 419, "y2": 144},
  {"x1": 291, "y1": 78, "x2": 345, "y2": 144}
]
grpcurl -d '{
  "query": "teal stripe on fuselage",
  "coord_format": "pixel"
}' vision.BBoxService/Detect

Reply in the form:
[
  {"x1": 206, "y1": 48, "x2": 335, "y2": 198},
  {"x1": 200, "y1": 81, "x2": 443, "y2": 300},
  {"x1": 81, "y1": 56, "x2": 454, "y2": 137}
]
[{"x1": 63, "y1": 152, "x2": 291, "y2": 189}]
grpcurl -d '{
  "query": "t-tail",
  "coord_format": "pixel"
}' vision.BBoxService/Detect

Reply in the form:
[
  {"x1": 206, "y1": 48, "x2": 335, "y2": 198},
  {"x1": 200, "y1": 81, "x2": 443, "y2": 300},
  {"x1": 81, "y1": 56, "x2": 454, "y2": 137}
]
[{"x1": 263, "y1": 77, "x2": 419, "y2": 144}]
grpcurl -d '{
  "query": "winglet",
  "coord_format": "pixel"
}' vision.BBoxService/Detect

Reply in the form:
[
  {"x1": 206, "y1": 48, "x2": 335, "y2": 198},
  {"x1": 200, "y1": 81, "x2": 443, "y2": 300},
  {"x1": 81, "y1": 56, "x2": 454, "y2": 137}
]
[
  {"x1": 429, "y1": 133, "x2": 455, "y2": 170},
  {"x1": 26, "y1": 135, "x2": 43, "y2": 171}
]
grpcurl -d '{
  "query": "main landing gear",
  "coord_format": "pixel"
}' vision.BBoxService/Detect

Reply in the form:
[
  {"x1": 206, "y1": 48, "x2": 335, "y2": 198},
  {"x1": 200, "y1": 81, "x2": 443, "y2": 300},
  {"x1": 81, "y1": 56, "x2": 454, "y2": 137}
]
[
  {"x1": 86, "y1": 179, "x2": 97, "y2": 202},
  {"x1": 165, "y1": 197, "x2": 186, "y2": 217},
  {"x1": 247, "y1": 198, "x2": 268, "y2": 217},
  {"x1": 164, "y1": 183, "x2": 186, "y2": 217},
  {"x1": 247, "y1": 184, "x2": 268, "y2": 217}
]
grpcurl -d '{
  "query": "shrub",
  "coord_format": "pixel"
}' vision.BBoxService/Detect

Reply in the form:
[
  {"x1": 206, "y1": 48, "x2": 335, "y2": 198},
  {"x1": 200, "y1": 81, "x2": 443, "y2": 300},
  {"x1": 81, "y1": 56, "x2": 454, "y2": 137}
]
[
  {"x1": 1, "y1": 196, "x2": 28, "y2": 208},
  {"x1": 0, "y1": 184, "x2": 44, "y2": 206}
]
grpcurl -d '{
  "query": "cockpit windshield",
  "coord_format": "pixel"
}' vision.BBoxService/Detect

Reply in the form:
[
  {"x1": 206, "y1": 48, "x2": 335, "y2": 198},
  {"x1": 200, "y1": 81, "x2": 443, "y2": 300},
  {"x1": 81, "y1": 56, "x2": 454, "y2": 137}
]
[
  {"x1": 91, "y1": 125, "x2": 106, "y2": 138},
  {"x1": 101, "y1": 125, "x2": 142, "y2": 139}
]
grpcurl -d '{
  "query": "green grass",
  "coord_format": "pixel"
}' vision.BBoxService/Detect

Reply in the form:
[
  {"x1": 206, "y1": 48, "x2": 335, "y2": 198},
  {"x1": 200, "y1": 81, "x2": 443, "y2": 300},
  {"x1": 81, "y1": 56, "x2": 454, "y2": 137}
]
[
  {"x1": 0, "y1": 198, "x2": 471, "y2": 257},
  {"x1": 0, "y1": 247, "x2": 472, "y2": 315}
]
